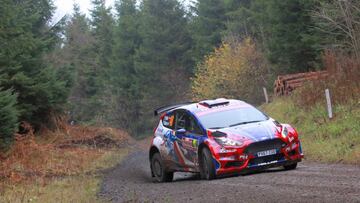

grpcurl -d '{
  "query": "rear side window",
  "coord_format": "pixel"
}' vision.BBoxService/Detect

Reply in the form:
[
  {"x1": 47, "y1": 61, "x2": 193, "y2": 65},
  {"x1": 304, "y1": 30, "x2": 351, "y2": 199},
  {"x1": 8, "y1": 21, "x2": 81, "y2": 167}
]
[{"x1": 162, "y1": 113, "x2": 175, "y2": 129}]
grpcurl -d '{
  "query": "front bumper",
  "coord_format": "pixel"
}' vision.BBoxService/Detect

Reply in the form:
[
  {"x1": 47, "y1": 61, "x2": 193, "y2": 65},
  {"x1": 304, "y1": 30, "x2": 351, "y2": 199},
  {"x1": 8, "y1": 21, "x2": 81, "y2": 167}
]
[{"x1": 214, "y1": 140, "x2": 304, "y2": 175}]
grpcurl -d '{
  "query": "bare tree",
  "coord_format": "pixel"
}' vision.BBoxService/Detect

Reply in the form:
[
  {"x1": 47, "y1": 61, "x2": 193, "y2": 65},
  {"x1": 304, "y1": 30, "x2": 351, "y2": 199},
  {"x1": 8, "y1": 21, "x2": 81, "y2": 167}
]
[{"x1": 313, "y1": 0, "x2": 360, "y2": 58}]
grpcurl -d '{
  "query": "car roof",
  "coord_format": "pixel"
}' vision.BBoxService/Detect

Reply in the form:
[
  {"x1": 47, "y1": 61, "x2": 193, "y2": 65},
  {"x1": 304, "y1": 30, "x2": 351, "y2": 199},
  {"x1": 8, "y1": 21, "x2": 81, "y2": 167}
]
[{"x1": 175, "y1": 98, "x2": 251, "y2": 115}]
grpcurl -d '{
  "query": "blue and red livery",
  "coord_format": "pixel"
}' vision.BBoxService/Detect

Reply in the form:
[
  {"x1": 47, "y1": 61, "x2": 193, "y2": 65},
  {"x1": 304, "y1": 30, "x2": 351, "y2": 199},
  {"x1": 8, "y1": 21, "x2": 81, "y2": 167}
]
[{"x1": 149, "y1": 98, "x2": 303, "y2": 182}]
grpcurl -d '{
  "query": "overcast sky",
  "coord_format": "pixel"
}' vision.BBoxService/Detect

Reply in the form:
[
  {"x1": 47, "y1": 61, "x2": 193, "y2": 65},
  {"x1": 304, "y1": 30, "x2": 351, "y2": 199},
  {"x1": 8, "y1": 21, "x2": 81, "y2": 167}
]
[
  {"x1": 53, "y1": 0, "x2": 115, "y2": 22},
  {"x1": 53, "y1": 0, "x2": 192, "y2": 23}
]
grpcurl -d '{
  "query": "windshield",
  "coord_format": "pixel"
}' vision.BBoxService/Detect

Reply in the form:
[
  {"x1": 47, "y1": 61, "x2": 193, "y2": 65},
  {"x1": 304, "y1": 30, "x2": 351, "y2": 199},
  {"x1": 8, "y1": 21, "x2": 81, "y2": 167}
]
[{"x1": 198, "y1": 107, "x2": 268, "y2": 129}]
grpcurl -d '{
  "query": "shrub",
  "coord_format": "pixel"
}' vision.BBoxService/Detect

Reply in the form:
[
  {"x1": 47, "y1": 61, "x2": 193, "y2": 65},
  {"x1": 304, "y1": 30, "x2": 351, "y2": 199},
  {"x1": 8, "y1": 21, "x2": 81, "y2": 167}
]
[
  {"x1": 0, "y1": 89, "x2": 18, "y2": 150},
  {"x1": 192, "y1": 38, "x2": 271, "y2": 104},
  {"x1": 294, "y1": 50, "x2": 360, "y2": 107}
]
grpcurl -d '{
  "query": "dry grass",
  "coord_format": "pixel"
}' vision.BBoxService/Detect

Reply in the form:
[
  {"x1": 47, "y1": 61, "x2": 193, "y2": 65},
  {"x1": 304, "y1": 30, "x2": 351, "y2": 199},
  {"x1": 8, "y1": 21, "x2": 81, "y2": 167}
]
[
  {"x1": 294, "y1": 50, "x2": 360, "y2": 107},
  {"x1": 0, "y1": 122, "x2": 131, "y2": 202}
]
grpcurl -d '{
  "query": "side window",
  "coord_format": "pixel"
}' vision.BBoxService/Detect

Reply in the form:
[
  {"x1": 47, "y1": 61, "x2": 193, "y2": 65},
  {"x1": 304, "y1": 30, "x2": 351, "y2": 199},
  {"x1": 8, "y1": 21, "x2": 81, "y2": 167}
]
[
  {"x1": 175, "y1": 110, "x2": 203, "y2": 135},
  {"x1": 175, "y1": 111, "x2": 187, "y2": 130},
  {"x1": 162, "y1": 113, "x2": 175, "y2": 129},
  {"x1": 188, "y1": 116, "x2": 203, "y2": 135}
]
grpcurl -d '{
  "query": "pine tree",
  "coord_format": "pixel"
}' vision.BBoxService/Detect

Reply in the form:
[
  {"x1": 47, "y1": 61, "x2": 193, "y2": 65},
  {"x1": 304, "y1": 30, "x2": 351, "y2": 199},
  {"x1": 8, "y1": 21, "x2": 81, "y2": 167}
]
[
  {"x1": 0, "y1": 89, "x2": 18, "y2": 150},
  {"x1": 134, "y1": 0, "x2": 192, "y2": 135},
  {"x1": 110, "y1": 0, "x2": 141, "y2": 130},
  {"x1": 223, "y1": 0, "x2": 322, "y2": 73},
  {"x1": 191, "y1": 0, "x2": 227, "y2": 61},
  {"x1": 0, "y1": 0, "x2": 70, "y2": 128},
  {"x1": 223, "y1": 0, "x2": 252, "y2": 38},
  {"x1": 89, "y1": 0, "x2": 115, "y2": 123},
  {"x1": 252, "y1": 0, "x2": 321, "y2": 73},
  {"x1": 58, "y1": 4, "x2": 98, "y2": 122}
]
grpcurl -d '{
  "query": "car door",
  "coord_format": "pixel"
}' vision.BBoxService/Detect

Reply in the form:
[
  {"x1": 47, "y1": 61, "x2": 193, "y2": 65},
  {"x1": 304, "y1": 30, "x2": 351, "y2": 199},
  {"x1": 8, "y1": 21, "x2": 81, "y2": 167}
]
[
  {"x1": 158, "y1": 111, "x2": 178, "y2": 169},
  {"x1": 174, "y1": 110, "x2": 204, "y2": 171}
]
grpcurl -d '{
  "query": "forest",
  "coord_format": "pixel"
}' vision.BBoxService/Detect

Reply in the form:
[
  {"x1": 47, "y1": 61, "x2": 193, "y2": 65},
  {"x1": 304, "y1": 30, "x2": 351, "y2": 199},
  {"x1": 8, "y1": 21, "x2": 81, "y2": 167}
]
[{"x1": 1, "y1": 0, "x2": 359, "y2": 149}]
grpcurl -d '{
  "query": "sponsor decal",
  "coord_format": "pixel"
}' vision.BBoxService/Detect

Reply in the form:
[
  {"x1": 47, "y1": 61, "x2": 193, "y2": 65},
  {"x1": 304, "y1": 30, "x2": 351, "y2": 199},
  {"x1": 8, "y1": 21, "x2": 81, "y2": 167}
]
[
  {"x1": 257, "y1": 160, "x2": 278, "y2": 166},
  {"x1": 239, "y1": 154, "x2": 248, "y2": 160},
  {"x1": 156, "y1": 126, "x2": 163, "y2": 134},
  {"x1": 181, "y1": 138, "x2": 197, "y2": 151}
]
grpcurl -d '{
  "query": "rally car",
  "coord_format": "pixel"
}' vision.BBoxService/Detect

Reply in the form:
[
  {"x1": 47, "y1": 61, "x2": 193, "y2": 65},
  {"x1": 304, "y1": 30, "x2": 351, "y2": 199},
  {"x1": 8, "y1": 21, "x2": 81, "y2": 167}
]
[{"x1": 149, "y1": 98, "x2": 303, "y2": 182}]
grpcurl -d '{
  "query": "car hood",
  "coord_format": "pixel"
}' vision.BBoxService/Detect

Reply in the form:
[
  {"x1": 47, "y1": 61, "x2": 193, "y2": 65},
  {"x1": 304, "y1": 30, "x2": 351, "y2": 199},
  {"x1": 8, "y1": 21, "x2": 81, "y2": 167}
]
[{"x1": 218, "y1": 119, "x2": 279, "y2": 142}]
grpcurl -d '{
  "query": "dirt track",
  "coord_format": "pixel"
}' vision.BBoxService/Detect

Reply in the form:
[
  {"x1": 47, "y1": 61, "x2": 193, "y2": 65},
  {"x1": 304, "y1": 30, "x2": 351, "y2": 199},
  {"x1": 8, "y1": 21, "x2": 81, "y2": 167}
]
[{"x1": 99, "y1": 145, "x2": 360, "y2": 203}]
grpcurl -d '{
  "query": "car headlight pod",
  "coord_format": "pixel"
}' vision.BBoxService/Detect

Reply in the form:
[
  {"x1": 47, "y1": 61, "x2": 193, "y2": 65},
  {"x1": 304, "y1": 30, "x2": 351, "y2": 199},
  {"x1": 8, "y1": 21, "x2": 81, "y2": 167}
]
[
  {"x1": 281, "y1": 126, "x2": 289, "y2": 138},
  {"x1": 214, "y1": 137, "x2": 243, "y2": 147}
]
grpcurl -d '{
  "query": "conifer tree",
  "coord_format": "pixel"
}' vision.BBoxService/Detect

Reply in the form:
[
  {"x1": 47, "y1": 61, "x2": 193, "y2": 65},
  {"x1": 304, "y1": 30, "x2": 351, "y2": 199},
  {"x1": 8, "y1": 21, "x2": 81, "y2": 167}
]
[
  {"x1": 0, "y1": 89, "x2": 18, "y2": 149},
  {"x1": 111, "y1": 0, "x2": 141, "y2": 130},
  {"x1": 60, "y1": 4, "x2": 98, "y2": 122},
  {"x1": 89, "y1": 0, "x2": 115, "y2": 123},
  {"x1": 0, "y1": 0, "x2": 69, "y2": 128},
  {"x1": 134, "y1": 0, "x2": 192, "y2": 135},
  {"x1": 191, "y1": 0, "x2": 227, "y2": 61}
]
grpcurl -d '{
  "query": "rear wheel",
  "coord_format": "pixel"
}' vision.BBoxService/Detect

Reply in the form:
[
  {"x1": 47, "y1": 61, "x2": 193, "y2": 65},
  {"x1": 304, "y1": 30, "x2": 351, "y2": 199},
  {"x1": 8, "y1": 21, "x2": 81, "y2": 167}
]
[
  {"x1": 200, "y1": 148, "x2": 216, "y2": 180},
  {"x1": 151, "y1": 153, "x2": 173, "y2": 182},
  {"x1": 284, "y1": 163, "x2": 297, "y2": 170}
]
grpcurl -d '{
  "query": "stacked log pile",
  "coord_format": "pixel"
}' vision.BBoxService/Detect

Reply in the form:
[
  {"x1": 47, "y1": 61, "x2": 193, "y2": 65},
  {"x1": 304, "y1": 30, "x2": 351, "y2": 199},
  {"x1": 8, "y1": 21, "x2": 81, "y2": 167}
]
[{"x1": 274, "y1": 71, "x2": 328, "y2": 96}]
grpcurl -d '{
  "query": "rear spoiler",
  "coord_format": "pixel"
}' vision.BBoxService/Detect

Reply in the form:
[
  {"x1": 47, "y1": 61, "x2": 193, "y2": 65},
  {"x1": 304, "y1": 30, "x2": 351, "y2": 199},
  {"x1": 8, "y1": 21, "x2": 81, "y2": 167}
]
[{"x1": 154, "y1": 102, "x2": 194, "y2": 116}]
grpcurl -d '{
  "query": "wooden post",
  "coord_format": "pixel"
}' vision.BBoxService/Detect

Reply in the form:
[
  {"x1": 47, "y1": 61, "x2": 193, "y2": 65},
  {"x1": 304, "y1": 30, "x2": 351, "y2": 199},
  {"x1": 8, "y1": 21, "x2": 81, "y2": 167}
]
[
  {"x1": 325, "y1": 89, "x2": 333, "y2": 119},
  {"x1": 263, "y1": 87, "x2": 269, "y2": 104}
]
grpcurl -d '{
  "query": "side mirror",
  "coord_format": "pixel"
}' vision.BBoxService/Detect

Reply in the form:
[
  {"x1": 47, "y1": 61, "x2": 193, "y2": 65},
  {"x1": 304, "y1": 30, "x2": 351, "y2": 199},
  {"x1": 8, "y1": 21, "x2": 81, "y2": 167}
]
[{"x1": 176, "y1": 128, "x2": 186, "y2": 135}]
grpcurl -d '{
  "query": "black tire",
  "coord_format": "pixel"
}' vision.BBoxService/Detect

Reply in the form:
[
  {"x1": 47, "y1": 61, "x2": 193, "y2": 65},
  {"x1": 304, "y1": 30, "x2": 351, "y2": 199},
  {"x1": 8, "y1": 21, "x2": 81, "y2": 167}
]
[
  {"x1": 151, "y1": 153, "x2": 173, "y2": 182},
  {"x1": 200, "y1": 148, "x2": 216, "y2": 180},
  {"x1": 284, "y1": 163, "x2": 298, "y2": 170}
]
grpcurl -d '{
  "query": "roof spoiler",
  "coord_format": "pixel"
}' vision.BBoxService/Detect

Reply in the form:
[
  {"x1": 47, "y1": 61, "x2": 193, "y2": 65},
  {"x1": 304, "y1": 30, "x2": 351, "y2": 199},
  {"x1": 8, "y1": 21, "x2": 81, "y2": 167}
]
[{"x1": 154, "y1": 102, "x2": 194, "y2": 116}]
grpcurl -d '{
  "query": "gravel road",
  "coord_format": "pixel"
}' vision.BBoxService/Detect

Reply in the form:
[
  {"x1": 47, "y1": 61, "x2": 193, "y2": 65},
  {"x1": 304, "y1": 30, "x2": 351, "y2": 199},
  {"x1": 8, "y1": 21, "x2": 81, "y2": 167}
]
[{"x1": 99, "y1": 147, "x2": 360, "y2": 203}]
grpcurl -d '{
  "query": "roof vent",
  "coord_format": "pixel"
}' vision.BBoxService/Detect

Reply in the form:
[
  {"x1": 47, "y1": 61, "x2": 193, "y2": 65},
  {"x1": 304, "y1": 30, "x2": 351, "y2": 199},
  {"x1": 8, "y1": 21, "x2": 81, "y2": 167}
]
[{"x1": 199, "y1": 99, "x2": 230, "y2": 108}]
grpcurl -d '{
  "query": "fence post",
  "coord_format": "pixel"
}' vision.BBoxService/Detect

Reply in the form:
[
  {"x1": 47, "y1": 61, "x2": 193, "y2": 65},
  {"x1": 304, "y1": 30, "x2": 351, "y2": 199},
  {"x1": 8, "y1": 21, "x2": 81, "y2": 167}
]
[
  {"x1": 325, "y1": 89, "x2": 333, "y2": 119},
  {"x1": 263, "y1": 87, "x2": 269, "y2": 104}
]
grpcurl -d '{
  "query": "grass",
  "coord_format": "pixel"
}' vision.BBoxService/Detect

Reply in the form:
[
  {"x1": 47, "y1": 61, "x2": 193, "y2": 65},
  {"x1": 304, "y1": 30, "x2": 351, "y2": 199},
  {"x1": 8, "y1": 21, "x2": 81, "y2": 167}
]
[
  {"x1": 0, "y1": 149, "x2": 128, "y2": 203},
  {"x1": 0, "y1": 124, "x2": 130, "y2": 203},
  {"x1": 261, "y1": 97, "x2": 360, "y2": 164}
]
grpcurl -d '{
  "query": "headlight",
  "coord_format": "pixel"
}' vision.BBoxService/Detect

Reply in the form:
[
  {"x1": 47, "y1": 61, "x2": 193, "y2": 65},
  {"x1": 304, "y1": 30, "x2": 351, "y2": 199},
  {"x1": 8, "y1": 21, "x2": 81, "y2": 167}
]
[
  {"x1": 281, "y1": 126, "x2": 289, "y2": 138},
  {"x1": 214, "y1": 137, "x2": 243, "y2": 147}
]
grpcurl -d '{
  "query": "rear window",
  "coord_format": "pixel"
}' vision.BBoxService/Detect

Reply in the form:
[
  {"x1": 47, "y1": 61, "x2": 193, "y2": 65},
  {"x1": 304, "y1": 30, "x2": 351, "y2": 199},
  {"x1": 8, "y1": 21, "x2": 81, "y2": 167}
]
[
  {"x1": 198, "y1": 107, "x2": 268, "y2": 129},
  {"x1": 162, "y1": 114, "x2": 175, "y2": 129}
]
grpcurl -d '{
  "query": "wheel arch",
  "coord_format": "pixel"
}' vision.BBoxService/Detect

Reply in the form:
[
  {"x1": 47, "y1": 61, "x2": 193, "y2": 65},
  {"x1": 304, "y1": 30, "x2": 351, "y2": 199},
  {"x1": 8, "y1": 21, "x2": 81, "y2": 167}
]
[
  {"x1": 149, "y1": 146, "x2": 160, "y2": 161},
  {"x1": 198, "y1": 142, "x2": 210, "y2": 160}
]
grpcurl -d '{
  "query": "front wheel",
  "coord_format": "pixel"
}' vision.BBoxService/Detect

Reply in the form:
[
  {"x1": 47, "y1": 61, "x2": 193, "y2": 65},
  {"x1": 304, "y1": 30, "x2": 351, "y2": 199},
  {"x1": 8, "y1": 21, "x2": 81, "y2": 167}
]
[
  {"x1": 284, "y1": 163, "x2": 297, "y2": 170},
  {"x1": 151, "y1": 153, "x2": 173, "y2": 182},
  {"x1": 200, "y1": 148, "x2": 216, "y2": 180}
]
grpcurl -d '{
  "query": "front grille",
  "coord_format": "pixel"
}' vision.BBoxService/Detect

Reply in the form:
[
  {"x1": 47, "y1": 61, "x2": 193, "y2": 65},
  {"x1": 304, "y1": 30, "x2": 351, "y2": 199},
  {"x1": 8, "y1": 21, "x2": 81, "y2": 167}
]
[
  {"x1": 225, "y1": 161, "x2": 244, "y2": 168},
  {"x1": 244, "y1": 138, "x2": 285, "y2": 155},
  {"x1": 249, "y1": 154, "x2": 284, "y2": 166}
]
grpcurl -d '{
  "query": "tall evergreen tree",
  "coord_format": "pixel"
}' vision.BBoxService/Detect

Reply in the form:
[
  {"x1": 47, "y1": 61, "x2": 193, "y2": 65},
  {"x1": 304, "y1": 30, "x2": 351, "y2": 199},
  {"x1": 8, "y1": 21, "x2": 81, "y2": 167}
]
[
  {"x1": 223, "y1": 0, "x2": 252, "y2": 38},
  {"x1": 134, "y1": 0, "x2": 192, "y2": 135},
  {"x1": 0, "y1": 0, "x2": 69, "y2": 129},
  {"x1": 192, "y1": 0, "x2": 227, "y2": 61},
  {"x1": 59, "y1": 4, "x2": 98, "y2": 122},
  {"x1": 262, "y1": 0, "x2": 320, "y2": 73},
  {"x1": 223, "y1": 0, "x2": 322, "y2": 73},
  {"x1": 0, "y1": 89, "x2": 18, "y2": 149},
  {"x1": 110, "y1": 0, "x2": 141, "y2": 130},
  {"x1": 89, "y1": 0, "x2": 115, "y2": 123}
]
